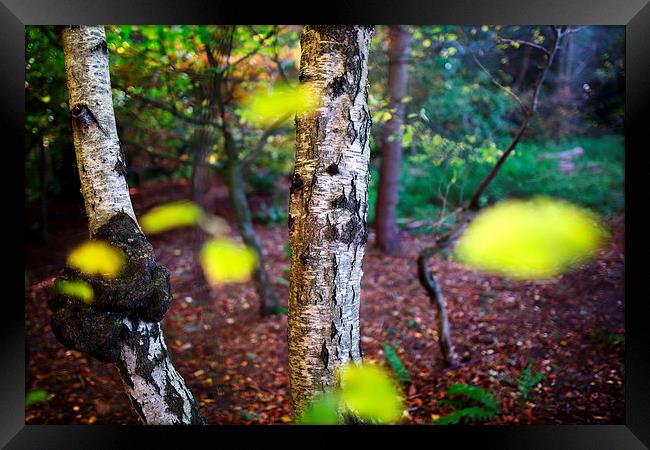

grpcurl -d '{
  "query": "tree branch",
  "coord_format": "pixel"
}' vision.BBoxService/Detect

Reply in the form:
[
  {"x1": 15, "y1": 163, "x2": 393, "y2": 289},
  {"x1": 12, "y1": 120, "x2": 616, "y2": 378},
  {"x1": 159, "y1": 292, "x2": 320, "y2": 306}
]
[{"x1": 496, "y1": 37, "x2": 551, "y2": 55}]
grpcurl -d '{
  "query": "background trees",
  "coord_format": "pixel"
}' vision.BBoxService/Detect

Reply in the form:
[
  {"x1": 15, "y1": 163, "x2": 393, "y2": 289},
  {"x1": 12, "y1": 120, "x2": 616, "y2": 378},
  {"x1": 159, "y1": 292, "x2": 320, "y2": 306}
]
[{"x1": 374, "y1": 25, "x2": 412, "y2": 254}]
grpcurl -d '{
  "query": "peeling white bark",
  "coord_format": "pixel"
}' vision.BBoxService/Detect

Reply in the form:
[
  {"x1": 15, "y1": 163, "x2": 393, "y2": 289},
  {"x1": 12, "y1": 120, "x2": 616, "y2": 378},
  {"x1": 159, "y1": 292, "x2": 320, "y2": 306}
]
[
  {"x1": 62, "y1": 26, "x2": 202, "y2": 425},
  {"x1": 288, "y1": 26, "x2": 373, "y2": 416},
  {"x1": 120, "y1": 318, "x2": 196, "y2": 424}
]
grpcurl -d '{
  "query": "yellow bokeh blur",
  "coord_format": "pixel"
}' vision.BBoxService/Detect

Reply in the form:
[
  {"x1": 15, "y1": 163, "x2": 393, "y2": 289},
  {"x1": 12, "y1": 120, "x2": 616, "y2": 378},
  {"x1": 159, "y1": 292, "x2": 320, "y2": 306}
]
[
  {"x1": 200, "y1": 238, "x2": 258, "y2": 284},
  {"x1": 66, "y1": 240, "x2": 125, "y2": 278},
  {"x1": 454, "y1": 197, "x2": 607, "y2": 280},
  {"x1": 339, "y1": 363, "x2": 403, "y2": 424},
  {"x1": 140, "y1": 201, "x2": 204, "y2": 234},
  {"x1": 240, "y1": 83, "x2": 319, "y2": 127}
]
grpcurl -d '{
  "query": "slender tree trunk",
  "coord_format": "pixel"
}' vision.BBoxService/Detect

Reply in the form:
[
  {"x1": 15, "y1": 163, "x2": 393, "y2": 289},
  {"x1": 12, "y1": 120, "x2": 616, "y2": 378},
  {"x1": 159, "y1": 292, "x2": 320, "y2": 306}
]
[
  {"x1": 37, "y1": 137, "x2": 50, "y2": 241},
  {"x1": 225, "y1": 155, "x2": 279, "y2": 315},
  {"x1": 512, "y1": 45, "x2": 532, "y2": 93},
  {"x1": 418, "y1": 26, "x2": 563, "y2": 368},
  {"x1": 52, "y1": 26, "x2": 204, "y2": 425},
  {"x1": 288, "y1": 25, "x2": 373, "y2": 416},
  {"x1": 191, "y1": 126, "x2": 213, "y2": 214},
  {"x1": 375, "y1": 25, "x2": 411, "y2": 254}
]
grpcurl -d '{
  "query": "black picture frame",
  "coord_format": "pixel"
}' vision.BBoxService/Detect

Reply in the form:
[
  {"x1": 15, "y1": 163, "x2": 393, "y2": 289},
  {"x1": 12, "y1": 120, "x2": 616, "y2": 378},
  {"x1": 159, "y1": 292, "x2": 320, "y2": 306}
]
[{"x1": 4, "y1": 0, "x2": 647, "y2": 448}]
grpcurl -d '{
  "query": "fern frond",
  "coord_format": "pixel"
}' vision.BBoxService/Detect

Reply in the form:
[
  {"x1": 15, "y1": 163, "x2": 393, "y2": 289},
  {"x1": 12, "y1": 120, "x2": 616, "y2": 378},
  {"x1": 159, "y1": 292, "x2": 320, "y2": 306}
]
[{"x1": 382, "y1": 343, "x2": 411, "y2": 384}]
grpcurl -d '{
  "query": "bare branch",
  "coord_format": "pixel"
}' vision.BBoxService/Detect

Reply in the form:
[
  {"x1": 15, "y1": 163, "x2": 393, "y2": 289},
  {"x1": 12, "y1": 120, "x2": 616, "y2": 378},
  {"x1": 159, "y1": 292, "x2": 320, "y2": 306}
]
[
  {"x1": 496, "y1": 37, "x2": 551, "y2": 55},
  {"x1": 457, "y1": 27, "x2": 528, "y2": 115},
  {"x1": 242, "y1": 112, "x2": 293, "y2": 167},
  {"x1": 113, "y1": 82, "x2": 217, "y2": 127}
]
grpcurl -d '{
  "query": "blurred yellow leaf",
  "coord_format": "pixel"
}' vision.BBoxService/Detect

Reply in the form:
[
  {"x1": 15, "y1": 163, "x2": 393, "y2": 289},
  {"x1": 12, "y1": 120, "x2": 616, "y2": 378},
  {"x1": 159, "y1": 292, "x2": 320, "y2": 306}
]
[
  {"x1": 339, "y1": 363, "x2": 403, "y2": 424},
  {"x1": 455, "y1": 197, "x2": 607, "y2": 280},
  {"x1": 41, "y1": 95, "x2": 51, "y2": 103},
  {"x1": 67, "y1": 241, "x2": 125, "y2": 278},
  {"x1": 55, "y1": 279, "x2": 94, "y2": 303},
  {"x1": 140, "y1": 201, "x2": 203, "y2": 234},
  {"x1": 241, "y1": 83, "x2": 318, "y2": 126},
  {"x1": 200, "y1": 238, "x2": 257, "y2": 284}
]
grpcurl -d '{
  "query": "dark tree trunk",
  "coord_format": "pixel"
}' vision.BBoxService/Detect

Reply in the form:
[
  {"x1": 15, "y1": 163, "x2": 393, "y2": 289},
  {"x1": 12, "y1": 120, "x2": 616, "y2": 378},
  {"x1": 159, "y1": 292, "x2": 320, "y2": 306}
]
[
  {"x1": 225, "y1": 154, "x2": 279, "y2": 316},
  {"x1": 375, "y1": 25, "x2": 411, "y2": 254},
  {"x1": 191, "y1": 126, "x2": 213, "y2": 214}
]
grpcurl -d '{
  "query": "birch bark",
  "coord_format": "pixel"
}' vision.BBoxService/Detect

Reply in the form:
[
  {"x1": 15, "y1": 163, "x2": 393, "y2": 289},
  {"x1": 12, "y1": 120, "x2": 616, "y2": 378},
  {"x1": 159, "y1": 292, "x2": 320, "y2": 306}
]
[
  {"x1": 60, "y1": 25, "x2": 203, "y2": 425},
  {"x1": 288, "y1": 25, "x2": 373, "y2": 415}
]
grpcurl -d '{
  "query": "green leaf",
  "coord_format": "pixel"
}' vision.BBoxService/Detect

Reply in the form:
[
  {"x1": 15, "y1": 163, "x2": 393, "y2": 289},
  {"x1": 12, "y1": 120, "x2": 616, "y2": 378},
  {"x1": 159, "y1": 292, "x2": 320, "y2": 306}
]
[
  {"x1": 200, "y1": 238, "x2": 258, "y2": 284},
  {"x1": 241, "y1": 83, "x2": 318, "y2": 127},
  {"x1": 26, "y1": 389, "x2": 49, "y2": 406},
  {"x1": 67, "y1": 241, "x2": 125, "y2": 278},
  {"x1": 55, "y1": 279, "x2": 94, "y2": 303},
  {"x1": 382, "y1": 344, "x2": 411, "y2": 384},
  {"x1": 297, "y1": 391, "x2": 341, "y2": 425}
]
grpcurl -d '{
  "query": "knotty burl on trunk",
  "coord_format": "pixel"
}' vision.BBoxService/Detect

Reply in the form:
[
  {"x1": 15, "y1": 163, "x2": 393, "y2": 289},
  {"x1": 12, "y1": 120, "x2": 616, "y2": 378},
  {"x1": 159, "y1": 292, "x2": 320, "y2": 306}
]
[
  {"x1": 50, "y1": 25, "x2": 203, "y2": 425},
  {"x1": 288, "y1": 26, "x2": 374, "y2": 416}
]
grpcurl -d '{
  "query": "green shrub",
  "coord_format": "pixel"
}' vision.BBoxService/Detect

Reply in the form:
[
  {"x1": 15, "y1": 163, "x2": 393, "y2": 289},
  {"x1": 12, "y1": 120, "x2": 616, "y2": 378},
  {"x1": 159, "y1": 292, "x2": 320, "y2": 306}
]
[{"x1": 369, "y1": 133, "x2": 625, "y2": 229}]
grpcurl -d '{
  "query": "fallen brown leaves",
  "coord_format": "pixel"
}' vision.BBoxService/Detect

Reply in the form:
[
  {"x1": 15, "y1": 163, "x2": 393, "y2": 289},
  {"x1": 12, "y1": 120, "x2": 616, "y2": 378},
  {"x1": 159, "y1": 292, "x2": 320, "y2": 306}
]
[{"x1": 25, "y1": 181, "x2": 624, "y2": 425}]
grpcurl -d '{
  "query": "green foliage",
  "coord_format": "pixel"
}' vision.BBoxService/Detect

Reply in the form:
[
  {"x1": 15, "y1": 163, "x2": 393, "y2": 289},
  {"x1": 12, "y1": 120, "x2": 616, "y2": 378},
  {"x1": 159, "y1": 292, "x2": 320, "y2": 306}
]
[
  {"x1": 382, "y1": 344, "x2": 411, "y2": 384},
  {"x1": 592, "y1": 328, "x2": 625, "y2": 349},
  {"x1": 434, "y1": 383, "x2": 500, "y2": 424},
  {"x1": 369, "y1": 134, "x2": 625, "y2": 230},
  {"x1": 298, "y1": 363, "x2": 405, "y2": 425},
  {"x1": 252, "y1": 195, "x2": 288, "y2": 227},
  {"x1": 297, "y1": 391, "x2": 341, "y2": 425},
  {"x1": 517, "y1": 362, "x2": 545, "y2": 402},
  {"x1": 25, "y1": 389, "x2": 50, "y2": 406},
  {"x1": 268, "y1": 305, "x2": 288, "y2": 315}
]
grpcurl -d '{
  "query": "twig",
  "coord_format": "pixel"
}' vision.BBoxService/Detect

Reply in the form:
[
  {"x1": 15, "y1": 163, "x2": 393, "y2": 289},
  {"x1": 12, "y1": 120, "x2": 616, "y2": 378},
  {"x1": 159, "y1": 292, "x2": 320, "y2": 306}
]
[
  {"x1": 457, "y1": 27, "x2": 528, "y2": 115},
  {"x1": 496, "y1": 37, "x2": 550, "y2": 55}
]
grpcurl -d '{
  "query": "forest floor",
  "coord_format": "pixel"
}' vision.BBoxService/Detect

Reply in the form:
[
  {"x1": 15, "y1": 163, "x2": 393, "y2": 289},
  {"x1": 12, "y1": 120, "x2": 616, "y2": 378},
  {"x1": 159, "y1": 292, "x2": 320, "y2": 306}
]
[{"x1": 24, "y1": 179, "x2": 625, "y2": 425}]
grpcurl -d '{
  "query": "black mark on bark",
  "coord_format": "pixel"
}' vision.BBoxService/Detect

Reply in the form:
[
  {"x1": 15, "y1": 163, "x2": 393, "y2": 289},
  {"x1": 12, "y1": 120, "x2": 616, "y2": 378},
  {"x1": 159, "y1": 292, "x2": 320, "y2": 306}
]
[
  {"x1": 290, "y1": 173, "x2": 303, "y2": 195},
  {"x1": 325, "y1": 163, "x2": 340, "y2": 176},
  {"x1": 71, "y1": 103, "x2": 108, "y2": 136},
  {"x1": 321, "y1": 341, "x2": 330, "y2": 372},
  {"x1": 91, "y1": 40, "x2": 108, "y2": 54}
]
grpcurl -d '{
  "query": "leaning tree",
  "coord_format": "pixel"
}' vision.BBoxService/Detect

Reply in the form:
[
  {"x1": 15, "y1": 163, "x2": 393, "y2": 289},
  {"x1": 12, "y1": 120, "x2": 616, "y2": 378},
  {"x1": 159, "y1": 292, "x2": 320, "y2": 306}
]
[{"x1": 48, "y1": 25, "x2": 204, "y2": 425}]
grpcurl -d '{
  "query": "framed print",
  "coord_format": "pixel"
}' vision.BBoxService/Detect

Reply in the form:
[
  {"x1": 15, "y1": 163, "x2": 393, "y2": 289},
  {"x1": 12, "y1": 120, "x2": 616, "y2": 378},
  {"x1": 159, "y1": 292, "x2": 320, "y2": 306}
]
[{"x1": 4, "y1": 0, "x2": 648, "y2": 448}]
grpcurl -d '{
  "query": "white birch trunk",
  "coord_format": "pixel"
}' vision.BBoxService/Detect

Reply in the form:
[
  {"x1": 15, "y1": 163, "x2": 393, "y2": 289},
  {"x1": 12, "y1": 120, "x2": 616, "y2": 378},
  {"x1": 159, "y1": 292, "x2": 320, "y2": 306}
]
[
  {"x1": 61, "y1": 25, "x2": 203, "y2": 425},
  {"x1": 288, "y1": 25, "x2": 373, "y2": 416}
]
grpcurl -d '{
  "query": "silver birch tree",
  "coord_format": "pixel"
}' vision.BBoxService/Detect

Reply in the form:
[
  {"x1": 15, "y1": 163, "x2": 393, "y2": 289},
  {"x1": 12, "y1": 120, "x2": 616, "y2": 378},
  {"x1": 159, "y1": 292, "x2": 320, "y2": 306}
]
[
  {"x1": 287, "y1": 25, "x2": 373, "y2": 416},
  {"x1": 48, "y1": 25, "x2": 204, "y2": 425}
]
